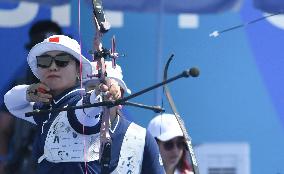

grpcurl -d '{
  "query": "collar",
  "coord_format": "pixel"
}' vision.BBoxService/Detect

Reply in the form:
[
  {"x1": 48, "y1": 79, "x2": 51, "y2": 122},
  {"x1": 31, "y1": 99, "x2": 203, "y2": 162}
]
[
  {"x1": 110, "y1": 115, "x2": 119, "y2": 133},
  {"x1": 52, "y1": 85, "x2": 84, "y2": 106}
]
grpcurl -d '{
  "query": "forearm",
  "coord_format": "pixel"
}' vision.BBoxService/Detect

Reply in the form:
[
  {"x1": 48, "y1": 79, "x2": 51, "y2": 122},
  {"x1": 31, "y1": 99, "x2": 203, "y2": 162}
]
[{"x1": 4, "y1": 85, "x2": 35, "y2": 123}]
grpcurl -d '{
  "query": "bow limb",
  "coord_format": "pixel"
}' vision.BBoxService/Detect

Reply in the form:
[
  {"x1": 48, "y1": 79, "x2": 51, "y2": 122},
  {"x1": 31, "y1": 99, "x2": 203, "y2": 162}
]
[{"x1": 163, "y1": 55, "x2": 199, "y2": 174}]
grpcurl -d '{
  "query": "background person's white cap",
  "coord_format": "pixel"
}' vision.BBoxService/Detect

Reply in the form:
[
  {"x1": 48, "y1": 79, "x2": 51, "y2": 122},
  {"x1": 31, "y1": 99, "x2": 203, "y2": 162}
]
[
  {"x1": 27, "y1": 35, "x2": 92, "y2": 80},
  {"x1": 85, "y1": 61, "x2": 131, "y2": 94},
  {"x1": 147, "y1": 113, "x2": 184, "y2": 141}
]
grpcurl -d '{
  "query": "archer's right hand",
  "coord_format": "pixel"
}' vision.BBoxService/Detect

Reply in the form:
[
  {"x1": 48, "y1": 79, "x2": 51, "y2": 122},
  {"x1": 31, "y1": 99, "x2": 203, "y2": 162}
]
[
  {"x1": 26, "y1": 83, "x2": 52, "y2": 103},
  {"x1": 96, "y1": 78, "x2": 122, "y2": 101}
]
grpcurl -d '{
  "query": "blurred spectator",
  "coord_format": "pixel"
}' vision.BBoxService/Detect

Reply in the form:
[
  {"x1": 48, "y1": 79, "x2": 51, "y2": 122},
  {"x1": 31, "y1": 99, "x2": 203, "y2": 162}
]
[{"x1": 148, "y1": 113, "x2": 193, "y2": 174}]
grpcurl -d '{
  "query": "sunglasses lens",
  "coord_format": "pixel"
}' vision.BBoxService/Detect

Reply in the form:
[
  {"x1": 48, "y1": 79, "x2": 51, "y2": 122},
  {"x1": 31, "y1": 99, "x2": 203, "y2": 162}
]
[
  {"x1": 55, "y1": 54, "x2": 72, "y2": 61},
  {"x1": 164, "y1": 141, "x2": 174, "y2": 151},
  {"x1": 54, "y1": 54, "x2": 72, "y2": 67},
  {"x1": 54, "y1": 60, "x2": 69, "y2": 67},
  {"x1": 177, "y1": 141, "x2": 185, "y2": 149},
  {"x1": 36, "y1": 55, "x2": 52, "y2": 68},
  {"x1": 163, "y1": 140, "x2": 185, "y2": 151}
]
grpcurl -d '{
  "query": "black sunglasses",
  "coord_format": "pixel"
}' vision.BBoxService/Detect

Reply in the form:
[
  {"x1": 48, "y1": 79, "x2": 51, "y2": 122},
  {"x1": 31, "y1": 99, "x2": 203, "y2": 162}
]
[
  {"x1": 162, "y1": 139, "x2": 185, "y2": 151},
  {"x1": 36, "y1": 53, "x2": 74, "y2": 68}
]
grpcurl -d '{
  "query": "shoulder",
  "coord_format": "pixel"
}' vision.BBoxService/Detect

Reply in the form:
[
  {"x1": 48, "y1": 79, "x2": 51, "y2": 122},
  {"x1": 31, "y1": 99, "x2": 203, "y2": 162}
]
[
  {"x1": 128, "y1": 121, "x2": 146, "y2": 132},
  {"x1": 145, "y1": 129, "x2": 157, "y2": 146},
  {"x1": 123, "y1": 122, "x2": 157, "y2": 151},
  {"x1": 120, "y1": 120, "x2": 147, "y2": 143}
]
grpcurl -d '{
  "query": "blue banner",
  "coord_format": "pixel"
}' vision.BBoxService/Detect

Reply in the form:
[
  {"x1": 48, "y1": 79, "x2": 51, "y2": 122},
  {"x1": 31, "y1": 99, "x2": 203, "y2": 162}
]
[
  {"x1": 0, "y1": 0, "x2": 240, "y2": 13},
  {"x1": 1, "y1": 0, "x2": 284, "y2": 13},
  {"x1": 93, "y1": 0, "x2": 239, "y2": 13},
  {"x1": 0, "y1": 0, "x2": 68, "y2": 5},
  {"x1": 254, "y1": 0, "x2": 284, "y2": 13}
]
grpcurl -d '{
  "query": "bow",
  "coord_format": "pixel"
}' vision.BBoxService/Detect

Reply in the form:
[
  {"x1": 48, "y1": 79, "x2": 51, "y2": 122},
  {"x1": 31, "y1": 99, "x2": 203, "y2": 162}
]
[
  {"x1": 91, "y1": 0, "x2": 114, "y2": 173},
  {"x1": 163, "y1": 54, "x2": 200, "y2": 174}
]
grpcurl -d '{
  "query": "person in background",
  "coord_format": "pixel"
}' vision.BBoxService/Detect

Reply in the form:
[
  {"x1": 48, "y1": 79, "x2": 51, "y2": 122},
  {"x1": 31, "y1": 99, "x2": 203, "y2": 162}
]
[
  {"x1": 148, "y1": 113, "x2": 193, "y2": 174},
  {"x1": 0, "y1": 20, "x2": 62, "y2": 174},
  {"x1": 0, "y1": 111, "x2": 14, "y2": 173}
]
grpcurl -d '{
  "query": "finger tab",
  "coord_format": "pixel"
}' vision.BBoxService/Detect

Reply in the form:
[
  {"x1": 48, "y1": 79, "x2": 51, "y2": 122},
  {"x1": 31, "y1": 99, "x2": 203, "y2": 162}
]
[{"x1": 37, "y1": 87, "x2": 47, "y2": 93}]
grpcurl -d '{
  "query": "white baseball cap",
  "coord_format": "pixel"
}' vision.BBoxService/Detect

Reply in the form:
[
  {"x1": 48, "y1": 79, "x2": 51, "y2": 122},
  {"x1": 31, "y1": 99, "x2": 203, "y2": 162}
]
[
  {"x1": 147, "y1": 113, "x2": 184, "y2": 141},
  {"x1": 84, "y1": 61, "x2": 131, "y2": 94},
  {"x1": 27, "y1": 35, "x2": 92, "y2": 80}
]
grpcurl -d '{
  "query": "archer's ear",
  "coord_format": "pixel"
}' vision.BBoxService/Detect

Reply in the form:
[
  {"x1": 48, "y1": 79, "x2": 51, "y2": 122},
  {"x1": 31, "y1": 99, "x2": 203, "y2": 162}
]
[
  {"x1": 120, "y1": 87, "x2": 124, "y2": 98},
  {"x1": 75, "y1": 62, "x2": 81, "y2": 75}
]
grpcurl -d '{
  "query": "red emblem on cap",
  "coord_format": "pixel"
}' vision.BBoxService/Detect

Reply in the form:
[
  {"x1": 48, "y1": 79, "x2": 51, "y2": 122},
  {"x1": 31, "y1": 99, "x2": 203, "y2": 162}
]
[{"x1": 49, "y1": 37, "x2": 59, "y2": 43}]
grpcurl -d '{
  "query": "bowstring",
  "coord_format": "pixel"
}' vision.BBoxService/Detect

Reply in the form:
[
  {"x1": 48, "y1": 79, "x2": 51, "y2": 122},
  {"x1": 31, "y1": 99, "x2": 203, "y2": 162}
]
[{"x1": 77, "y1": 0, "x2": 88, "y2": 173}]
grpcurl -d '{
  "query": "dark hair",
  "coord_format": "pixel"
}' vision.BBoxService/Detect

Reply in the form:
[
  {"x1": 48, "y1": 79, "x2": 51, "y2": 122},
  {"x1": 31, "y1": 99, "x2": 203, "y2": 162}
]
[
  {"x1": 25, "y1": 20, "x2": 62, "y2": 50},
  {"x1": 155, "y1": 137, "x2": 192, "y2": 174},
  {"x1": 176, "y1": 149, "x2": 192, "y2": 174}
]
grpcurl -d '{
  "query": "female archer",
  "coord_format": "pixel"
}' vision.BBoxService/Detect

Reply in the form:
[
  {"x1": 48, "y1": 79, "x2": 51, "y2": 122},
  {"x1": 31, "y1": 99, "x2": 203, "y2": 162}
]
[{"x1": 4, "y1": 35, "x2": 164, "y2": 174}]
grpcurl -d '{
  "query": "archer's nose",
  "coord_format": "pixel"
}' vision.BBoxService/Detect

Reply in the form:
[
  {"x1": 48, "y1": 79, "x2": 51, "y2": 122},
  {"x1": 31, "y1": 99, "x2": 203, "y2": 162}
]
[{"x1": 49, "y1": 60, "x2": 58, "y2": 71}]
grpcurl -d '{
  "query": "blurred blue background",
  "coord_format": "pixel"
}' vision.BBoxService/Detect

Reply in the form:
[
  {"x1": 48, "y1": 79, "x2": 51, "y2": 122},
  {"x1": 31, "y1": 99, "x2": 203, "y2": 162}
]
[{"x1": 0, "y1": 0, "x2": 284, "y2": 173}]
